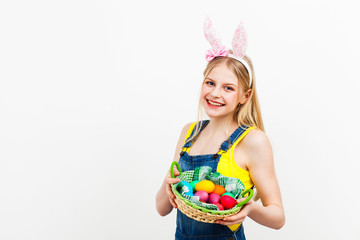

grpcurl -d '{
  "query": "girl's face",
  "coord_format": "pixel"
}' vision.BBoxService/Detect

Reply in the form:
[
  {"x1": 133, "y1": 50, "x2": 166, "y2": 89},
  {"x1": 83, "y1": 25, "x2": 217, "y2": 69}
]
[{"x1": 201, "y1": 63, "x2": 243, "y2": 120}]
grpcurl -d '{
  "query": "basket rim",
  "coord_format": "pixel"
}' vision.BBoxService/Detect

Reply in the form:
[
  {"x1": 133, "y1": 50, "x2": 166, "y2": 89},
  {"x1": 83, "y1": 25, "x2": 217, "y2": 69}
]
[{"x1": 171, "y1": 184, "x2": 243, "y2": 216}]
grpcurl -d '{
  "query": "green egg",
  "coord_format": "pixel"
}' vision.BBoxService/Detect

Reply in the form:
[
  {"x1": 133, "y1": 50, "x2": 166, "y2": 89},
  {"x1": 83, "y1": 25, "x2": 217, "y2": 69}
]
[{"x1": 221, "y1": 192, "x2": 235, "y2": 198}]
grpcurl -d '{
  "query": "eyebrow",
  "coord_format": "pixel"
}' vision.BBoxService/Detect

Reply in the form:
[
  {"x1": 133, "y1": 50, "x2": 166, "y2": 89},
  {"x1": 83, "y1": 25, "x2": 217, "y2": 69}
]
[{"x1": 206, "y1": 77, "x2": 238, "y2": 87}]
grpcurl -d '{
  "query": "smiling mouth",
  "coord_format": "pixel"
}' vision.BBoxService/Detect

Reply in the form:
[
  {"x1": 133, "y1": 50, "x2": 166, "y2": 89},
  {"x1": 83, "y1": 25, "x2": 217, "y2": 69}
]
[{"x1": 207, "y1": 99, "x2": 225, "y2": 107}]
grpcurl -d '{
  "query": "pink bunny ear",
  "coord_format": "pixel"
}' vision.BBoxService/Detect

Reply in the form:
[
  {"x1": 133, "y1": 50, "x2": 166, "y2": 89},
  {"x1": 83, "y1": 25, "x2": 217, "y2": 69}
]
[
  {"x1": 204, "y1": 17, "x2": 223, "y2": 53},
  {"x1": 232, "y1": 21, "x2": 248, "y2": 58}
]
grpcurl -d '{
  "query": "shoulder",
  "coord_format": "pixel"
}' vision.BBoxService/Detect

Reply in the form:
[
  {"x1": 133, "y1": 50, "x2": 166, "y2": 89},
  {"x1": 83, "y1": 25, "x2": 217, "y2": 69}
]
[
  {"x1": 242, "y1": 129, "x2": 272, "y2": 150},
  {"x1": 172, "y1": 122, "x2": 196, "y2": 161},
  {"x1": 177, "y1": 122, "x2": 196, "y2": 145},
  {"x1": 180, "y1": 122, "x2": 195, "y2": 136},
  {"x1": 236, "y1": 129, "x2": 273, "y2": 166}
]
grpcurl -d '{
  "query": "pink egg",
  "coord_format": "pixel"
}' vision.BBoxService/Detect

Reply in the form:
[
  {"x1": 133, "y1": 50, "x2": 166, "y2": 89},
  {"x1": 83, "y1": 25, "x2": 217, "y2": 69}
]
[
  {"x1": 194, "y1": 190, "x2": 209, "y2": 202},
  {"x1": 208, "y1": 193, "x2": 221, "y2": 204}
]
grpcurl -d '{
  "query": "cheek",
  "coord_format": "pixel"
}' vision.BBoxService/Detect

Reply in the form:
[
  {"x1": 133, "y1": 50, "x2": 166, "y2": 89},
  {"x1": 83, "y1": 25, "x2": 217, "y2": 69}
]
[
  {"x1": 226, "y1": 93, "x2": 239, "y2": 105},
  {"x1": 200, "y1": 86, "x2": 209, "y2": 98}
]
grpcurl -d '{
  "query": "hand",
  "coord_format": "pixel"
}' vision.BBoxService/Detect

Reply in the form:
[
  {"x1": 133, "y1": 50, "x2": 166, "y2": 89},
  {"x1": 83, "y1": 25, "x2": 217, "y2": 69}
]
[
  {"x1": 165, "y1": 165, "x2": 181, "y2": 209},
  {"x1": 215, "y1": 198, "x2": 254, "y2": 226}
]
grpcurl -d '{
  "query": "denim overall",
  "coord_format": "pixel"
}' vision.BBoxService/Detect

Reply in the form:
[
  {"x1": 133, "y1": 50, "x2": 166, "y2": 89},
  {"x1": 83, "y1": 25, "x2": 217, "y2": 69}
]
[{"x1": 175, "y1": 120, "x2": 248, "y2": 240}]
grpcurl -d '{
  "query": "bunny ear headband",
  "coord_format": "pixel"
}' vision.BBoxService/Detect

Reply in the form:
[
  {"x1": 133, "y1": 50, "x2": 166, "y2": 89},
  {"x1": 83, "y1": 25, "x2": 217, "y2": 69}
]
[{"x1": 204, "y1": 17, "x2": 253, "y2": 87}]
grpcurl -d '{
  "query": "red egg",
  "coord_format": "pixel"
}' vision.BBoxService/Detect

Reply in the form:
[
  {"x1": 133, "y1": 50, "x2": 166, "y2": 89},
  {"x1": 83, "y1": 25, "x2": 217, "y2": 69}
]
[
  {"x1": 220, "y1": 195, "x2": 237, "y2": 210},
  {"x1": 208, "y1": 193, "x2": 221, "y2": 204},
  {"x1": 194, "y1": 190, "x2": 209, "y2": 203},
  {"x1": 214, "y1": 203, "x2": 224, "y2": 211}
]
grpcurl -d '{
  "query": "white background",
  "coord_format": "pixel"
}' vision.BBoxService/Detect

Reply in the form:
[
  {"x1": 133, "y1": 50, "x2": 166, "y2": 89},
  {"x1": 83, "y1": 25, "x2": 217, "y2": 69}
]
[{"x1": 1, "y1": 0, "x2": 360, "y2": 239}]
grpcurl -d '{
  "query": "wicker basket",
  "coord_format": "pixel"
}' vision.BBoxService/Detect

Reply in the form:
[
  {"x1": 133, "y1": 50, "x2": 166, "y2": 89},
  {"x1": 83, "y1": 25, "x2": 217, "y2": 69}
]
[{"x1": 170, "y1": 161, "x2": 253, "y2": 223}]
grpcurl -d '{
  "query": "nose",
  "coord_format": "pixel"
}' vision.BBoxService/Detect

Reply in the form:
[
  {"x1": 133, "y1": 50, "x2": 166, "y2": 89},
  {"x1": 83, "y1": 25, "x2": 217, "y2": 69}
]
[{"x1": 210, "y1": 86, "x2": 221, "y2": 98}]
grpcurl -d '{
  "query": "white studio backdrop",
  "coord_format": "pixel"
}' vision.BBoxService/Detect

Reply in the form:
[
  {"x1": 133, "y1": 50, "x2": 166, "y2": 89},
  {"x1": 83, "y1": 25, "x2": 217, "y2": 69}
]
[{"x1": 1, "y1": 0, "x2": 360, "y2": 239}]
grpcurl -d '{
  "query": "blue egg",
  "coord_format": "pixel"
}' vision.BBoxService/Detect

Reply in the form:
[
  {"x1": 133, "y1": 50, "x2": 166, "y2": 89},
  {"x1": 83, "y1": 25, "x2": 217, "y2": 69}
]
[{"x1": 177, "y1": 181, "x2": 194, "y2": 196}]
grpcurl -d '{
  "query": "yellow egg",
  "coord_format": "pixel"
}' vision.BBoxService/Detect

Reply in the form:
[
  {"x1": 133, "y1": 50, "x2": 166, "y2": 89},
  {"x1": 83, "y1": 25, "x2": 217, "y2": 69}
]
[{"x1": 195, "y1": 180, "x2": 215, "y2": 193}]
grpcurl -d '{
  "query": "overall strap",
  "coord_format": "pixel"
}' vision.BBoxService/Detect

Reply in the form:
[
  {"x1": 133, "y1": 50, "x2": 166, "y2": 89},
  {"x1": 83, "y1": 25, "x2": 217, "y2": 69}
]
[
  {"x1": 180, "y1": 120, "x2": 210, "y2": 157},
  {"x1": 219, "y1": 125, "x2": 249, "y2": 152},
  {"x1": 183, "y1": 120, "x2": 210, "y2": 148}
]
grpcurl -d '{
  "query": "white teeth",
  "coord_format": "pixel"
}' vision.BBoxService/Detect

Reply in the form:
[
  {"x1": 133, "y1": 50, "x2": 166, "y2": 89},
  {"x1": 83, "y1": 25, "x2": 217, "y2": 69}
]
[{"x1": 208, "y1": 100, "x2": 222, "y2": 106}]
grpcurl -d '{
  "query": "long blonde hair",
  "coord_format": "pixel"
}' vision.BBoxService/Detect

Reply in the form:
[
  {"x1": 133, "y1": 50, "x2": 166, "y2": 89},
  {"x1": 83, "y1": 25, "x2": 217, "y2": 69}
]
[{"x1": 188, "y1": 55, "x2": 264, "y2": 200}]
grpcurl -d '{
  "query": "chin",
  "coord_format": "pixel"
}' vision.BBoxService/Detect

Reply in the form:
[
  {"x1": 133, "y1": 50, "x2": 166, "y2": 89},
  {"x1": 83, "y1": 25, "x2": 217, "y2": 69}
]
[{"x1": 204, "y1": 110, "x2": 231, "y2": 119}]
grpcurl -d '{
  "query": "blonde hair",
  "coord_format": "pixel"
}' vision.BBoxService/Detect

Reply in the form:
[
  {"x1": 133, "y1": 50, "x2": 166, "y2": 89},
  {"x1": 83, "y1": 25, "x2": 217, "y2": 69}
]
[{"x1": 187, "y1": 54, "x2": 264, "y2": 200}]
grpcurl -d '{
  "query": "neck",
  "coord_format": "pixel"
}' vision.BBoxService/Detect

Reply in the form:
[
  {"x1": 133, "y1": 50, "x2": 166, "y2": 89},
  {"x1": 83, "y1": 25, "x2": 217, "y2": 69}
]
[{"x1": 206, "y1": 116, "x2": 239, "y2": 136}]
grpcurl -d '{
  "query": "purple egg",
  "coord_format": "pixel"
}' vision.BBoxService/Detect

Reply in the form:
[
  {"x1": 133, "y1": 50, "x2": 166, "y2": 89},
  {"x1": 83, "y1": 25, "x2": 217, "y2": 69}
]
[
  {"x1": 194, "y1": 190, "x2": 209, "y2": 202},
  {"x1": 208, "y1": 193, "x2": 221, "y2": 204}
]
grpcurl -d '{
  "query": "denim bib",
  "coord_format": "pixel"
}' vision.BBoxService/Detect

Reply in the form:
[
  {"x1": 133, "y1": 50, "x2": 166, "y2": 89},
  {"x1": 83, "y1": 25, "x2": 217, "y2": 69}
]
[{"x1": 175, "y1": 120, "x2": 248, "y2": 240}]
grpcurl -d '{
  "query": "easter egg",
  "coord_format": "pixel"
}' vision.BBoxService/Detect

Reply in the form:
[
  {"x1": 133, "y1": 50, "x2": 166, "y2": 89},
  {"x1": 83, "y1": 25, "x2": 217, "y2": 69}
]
[
  {"x1": 208, "y1": 193, "x2": 221, "y2": 204},
  {"x1": 190, "y1": 180, "x2": 200, "y2": 193},
  {"x1": 194, "y1": 190, "x2": 209, "y2": 202},
  {"x1": 177, "y1": 181, "x2": 194, "y2": 196},
  {"x1": 221, "y1": 192, "x2": 235, "y2": 198},
  {"x1": 195, "y1": 180, "x2": 215, "y2": 193},
  {"x1": 214, "y1": 203, "x2": 224, "y2": 211},
  {"x1": 220, "y1": 195, "x2": 237, "y2": 210},
  {"x1": 213, "y1": 185, "x2": 226, "y2": 196}
]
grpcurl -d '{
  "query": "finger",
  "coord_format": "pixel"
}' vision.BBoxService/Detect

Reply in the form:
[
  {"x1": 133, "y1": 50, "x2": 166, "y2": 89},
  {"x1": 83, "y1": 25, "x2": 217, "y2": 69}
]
[
  {"x1": 169, "y1": 197, "x2": 178, "y2": 208},
  {"x1": 215, "y1": 218, "x2": 243, "y2": 226},
  {"x1": 166, "y1": 186, "x2": 178, "y2": 208},
  {"x1": 236, "y1": 197, "x2": 246, "y2": 203},
  {"x1": 222, "y1": 214, "x2": 245, "y2": 222},
  {"x1": 238, "y1": 201, "x2": 252, "y2": 212},
  {"x1": 215, "y1": 219, "x2": 230, "y2": 225},
  {"x1": 166, "y1": 184, "x2": 175, "y2": 198},
  {"x1": 168, "y1": 186, "x2": 178, "y2": 208},
  {"x1": 216, "y1": 215, "x2": 245, "y2": 225},
  {"x1": 166, "y1": 177, "x2": 181, "y2": 184},
  {"x1": 171, "y1": 167, "x2": 180, "y2": 176}
]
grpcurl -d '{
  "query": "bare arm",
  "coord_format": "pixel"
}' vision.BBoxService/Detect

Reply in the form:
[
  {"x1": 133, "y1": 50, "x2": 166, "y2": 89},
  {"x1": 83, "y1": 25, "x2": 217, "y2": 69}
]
[
  {"x1": 155, "y1": 123, "x2": 193, "y2": 216},
  {"x1": 246, "y1": 131, "x2": 285, "y2": 229},
  {"x1": 216, "y1": 130, "x2": 285, "y2": 229}
]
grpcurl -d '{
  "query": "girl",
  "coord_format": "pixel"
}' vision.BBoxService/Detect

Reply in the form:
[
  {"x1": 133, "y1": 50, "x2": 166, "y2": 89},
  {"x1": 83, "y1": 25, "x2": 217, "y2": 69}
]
[{"x1": 156, "y1": 18, "x2": 285, "y2": 240}]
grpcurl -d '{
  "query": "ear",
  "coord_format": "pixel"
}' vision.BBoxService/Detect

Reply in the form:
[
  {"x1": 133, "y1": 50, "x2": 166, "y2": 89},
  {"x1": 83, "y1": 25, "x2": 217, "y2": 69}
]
[{"x1": 239, "y1": 89, "x2": 252, "y2": 104}]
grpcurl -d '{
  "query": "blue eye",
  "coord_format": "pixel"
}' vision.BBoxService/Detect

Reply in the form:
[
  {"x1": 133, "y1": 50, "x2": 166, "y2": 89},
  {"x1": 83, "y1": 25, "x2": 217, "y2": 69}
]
[
  {"x1": 206, "y1": 81, "x2": 215, "y2": 86},
  {"x1": 225, "y1": 86, "x2": 234, "y2": 91}
]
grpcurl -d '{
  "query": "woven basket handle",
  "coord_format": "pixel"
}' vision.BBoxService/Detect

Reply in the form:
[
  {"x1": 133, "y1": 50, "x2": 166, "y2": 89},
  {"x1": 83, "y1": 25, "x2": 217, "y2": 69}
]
[
  {"x1": 170, "y1": 161, "x2": 181, "y2": 178},
  {"x1": 236, "y1": 189, "x2": 253, "y2": 207}
]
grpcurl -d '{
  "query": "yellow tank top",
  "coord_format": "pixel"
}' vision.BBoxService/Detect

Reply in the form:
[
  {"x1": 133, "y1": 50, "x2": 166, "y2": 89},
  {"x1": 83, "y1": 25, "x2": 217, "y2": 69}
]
[{"x1": 184, "y1": 122, "x2": 255, "y2": 231}]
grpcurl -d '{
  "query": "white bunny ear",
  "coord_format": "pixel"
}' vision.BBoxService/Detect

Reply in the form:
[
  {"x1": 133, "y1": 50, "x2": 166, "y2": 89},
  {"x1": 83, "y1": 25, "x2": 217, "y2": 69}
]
[
  {"x1": 204, "y1": 17, "x2": 223, "y2": 53},
  {"x1": 232, "y1": 21, "x2": 248, "y2": 58}
]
